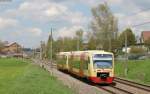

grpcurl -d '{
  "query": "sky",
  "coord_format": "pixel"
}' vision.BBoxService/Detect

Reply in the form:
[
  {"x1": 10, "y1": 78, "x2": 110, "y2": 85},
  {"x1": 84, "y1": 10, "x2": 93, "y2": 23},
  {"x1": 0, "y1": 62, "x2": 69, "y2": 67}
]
[{"x1": 0, "y1": 0, "x2": 149, "y2": 48}]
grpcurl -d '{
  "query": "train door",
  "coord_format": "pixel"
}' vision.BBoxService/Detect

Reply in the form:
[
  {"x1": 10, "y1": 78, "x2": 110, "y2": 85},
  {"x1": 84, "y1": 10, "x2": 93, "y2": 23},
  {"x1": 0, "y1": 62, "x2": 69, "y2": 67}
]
[
  {"x1": 66, "y1": 55, "x2": 69, "y2": 70},
  {"x1": 88, "y1": 56, "x2": 92, "y2": 77},
  {"x1": 79, "y1": 54, "x2": 84, "y2": 77},
  {"x1": 81, "y1": 54, "x2": 89, "y2": 77}
]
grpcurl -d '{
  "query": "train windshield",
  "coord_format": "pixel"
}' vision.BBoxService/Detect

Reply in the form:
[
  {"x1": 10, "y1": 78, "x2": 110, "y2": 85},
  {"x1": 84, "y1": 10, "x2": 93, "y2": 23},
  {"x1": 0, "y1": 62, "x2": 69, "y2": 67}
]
[{"x1": 93, "y1": 54, "x2": 112, "y2": 69}]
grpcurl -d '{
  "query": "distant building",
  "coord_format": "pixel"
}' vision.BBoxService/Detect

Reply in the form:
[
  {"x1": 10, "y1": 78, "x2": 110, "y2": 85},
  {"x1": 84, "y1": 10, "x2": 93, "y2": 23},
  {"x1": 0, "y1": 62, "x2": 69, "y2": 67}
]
[
  {"x1": 141, "y1": 31, "x2": 150, "y2": 43},
  {"x1": 122, "y1": 47, "x2": 131, "y2": 53},
  {"x1": 1, "y1": 42, "x2": 22, "y2": 54}
]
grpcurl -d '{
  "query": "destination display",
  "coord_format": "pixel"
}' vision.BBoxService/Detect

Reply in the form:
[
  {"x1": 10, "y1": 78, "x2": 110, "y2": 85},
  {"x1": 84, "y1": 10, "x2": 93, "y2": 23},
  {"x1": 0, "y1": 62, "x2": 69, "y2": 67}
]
[{"x1": 93, "y1": 54, "x2": 112, "y2": 60}]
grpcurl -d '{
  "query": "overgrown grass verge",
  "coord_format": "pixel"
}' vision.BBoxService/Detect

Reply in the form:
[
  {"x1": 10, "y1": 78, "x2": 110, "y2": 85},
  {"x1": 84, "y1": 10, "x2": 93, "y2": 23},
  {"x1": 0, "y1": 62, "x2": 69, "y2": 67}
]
[
  {"x1": 115, "y1": 59, "x2": 150, "y2": 85},
  {"x1": 0, "y1": 58, "x2": 74, "y2": 94}
]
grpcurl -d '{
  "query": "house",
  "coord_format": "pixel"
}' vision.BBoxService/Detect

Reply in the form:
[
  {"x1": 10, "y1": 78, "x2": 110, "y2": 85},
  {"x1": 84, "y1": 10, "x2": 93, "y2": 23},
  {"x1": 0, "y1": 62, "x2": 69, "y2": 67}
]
[
  {"x1": 122, "y1": 47, "x2": 131, "y2": 53},
  {"x1": 1, "y1": 42, "x2": 22, "y2": 54},
  {"x1": 141, "y1": 31, "x2": 150, "y2": 43},
  {"x1": 121, "y1": 31, "x2": 150, "y2": 54}
]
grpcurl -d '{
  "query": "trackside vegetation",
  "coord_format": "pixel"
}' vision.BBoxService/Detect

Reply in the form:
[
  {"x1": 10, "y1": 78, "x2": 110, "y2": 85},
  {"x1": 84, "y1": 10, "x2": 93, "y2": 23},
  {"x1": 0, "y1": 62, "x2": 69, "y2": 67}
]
[
  {"x1": 115, "y1": 59, "x2": 150, "y2": 85},
  {"x1": 0, "y1": 58, "x2": 74, "y2": 94}
]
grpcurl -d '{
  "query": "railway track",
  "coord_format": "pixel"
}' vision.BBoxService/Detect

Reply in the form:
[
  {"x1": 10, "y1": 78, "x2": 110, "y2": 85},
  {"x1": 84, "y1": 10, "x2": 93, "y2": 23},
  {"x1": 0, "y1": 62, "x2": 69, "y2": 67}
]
[
  {"x1": 50, "y1": 64, "x2": 150, "y2": 94},
  {"x1": 96, "y1": 84, "x2": 135, "y2": 94},
  {"x1": 114, "y1": 77, "x2": 150, "y2": 92},
  {"x1": 95, "y1": 77, "x2": 150, "y2": 94},
  {"x1": 97, "y1": 85, "x2": 134, "y2": 94},
  {"x1": 35, "y1": 60, "x2": 150, "y2": 94}
]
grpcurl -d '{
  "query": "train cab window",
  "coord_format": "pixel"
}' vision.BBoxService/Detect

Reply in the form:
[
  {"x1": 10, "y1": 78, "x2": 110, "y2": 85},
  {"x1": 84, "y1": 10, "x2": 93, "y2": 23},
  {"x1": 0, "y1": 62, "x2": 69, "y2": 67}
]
[
  {"x1": 93, "y1": 60, "x2": 112, "y2": 68},
  {"x1": 93, "y1": 54, "x2": 113, "y2": 69}
]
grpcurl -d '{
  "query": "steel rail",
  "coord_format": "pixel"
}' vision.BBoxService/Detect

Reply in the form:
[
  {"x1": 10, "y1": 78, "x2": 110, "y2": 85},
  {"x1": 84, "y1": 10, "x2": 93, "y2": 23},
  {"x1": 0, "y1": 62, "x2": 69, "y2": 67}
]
[
  {"x1": 96, "y1": 85, "x2": 134, "y2": 94},
  {"x1": 110, "y1": 85, "x2": 134, "y2": 94},
  {"x1": 96, "y1": 86, "x2": 116, "y2": 94},
  {"x1": 115, "y1": 77, "x2": 150, "y2": 92}
]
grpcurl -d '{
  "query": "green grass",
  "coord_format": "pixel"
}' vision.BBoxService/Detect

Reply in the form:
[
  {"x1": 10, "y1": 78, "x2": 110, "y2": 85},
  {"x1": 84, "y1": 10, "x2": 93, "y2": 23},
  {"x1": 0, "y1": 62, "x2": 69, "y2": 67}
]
[
  {"x1": 0, "y1": 58, "x2": 74, "y2": 94},
  {"x1": 115, "y1": 59, "x2": 150, "y2": 85}
]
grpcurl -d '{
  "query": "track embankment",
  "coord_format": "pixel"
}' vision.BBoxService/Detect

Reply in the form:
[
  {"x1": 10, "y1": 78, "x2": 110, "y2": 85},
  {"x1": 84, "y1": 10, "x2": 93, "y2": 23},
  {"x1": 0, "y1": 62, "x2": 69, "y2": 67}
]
[
  {"x1": 32, "y1": 59, "x2": 150, "y2": 94},
  {"x1": 33, "y1": 59, "x2": 105, "y2": 94}
]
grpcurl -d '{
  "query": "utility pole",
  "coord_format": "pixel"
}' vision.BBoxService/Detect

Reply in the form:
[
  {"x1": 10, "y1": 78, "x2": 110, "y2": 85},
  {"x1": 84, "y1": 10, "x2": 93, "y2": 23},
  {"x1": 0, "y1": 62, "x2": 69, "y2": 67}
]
[
  {"x1": 22, "y1": 46, "x2": 24, "y2": 60},
  {"x1": 50, "y1": 28, "x2": 53, "y2": 62},
  {"x1": 108, "y1": 24, "x2": 112, "y2": 52},
  {"x1": 40, "y1": 41, "x2": 43, "y2": 60},
  {"x1": 50, "y1": 28, "x2": 53, "y2": 75},
  {"x1": 77, "y1": 37, "x2": 79, "y2": 51},
  {"x1": 108, "y1": 33, "x2": 112, "y2": 52},
  {"x1": 124, "y1": 31, "x2": 128, "y2": 76}
]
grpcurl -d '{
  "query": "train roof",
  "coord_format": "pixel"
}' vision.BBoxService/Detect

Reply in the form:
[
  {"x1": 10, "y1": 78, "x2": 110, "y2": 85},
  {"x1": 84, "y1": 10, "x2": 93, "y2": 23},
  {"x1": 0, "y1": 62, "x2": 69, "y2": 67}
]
[
  {"x1": 58, "y1": 50, "x2": 113, "y2": 56},
  {"x1": 58, "y1": 52, "x2": 71, "y2": 55},
  {"x1": 85, "y1": 50, "x2": 113, "y2": 54}
]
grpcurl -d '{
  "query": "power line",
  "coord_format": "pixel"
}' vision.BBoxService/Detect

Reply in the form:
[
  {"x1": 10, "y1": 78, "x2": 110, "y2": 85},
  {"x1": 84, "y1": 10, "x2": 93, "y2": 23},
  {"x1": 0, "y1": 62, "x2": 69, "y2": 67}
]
[
  {"x1": 119, "y1": 7, "x2": 150, "y2": 19},
  {"x1": 119, "y1": 8, "x2": 150, "y2": 29},
  {"x1": 132, "y1": 21, "x2": 150, "y2": 27},
  {"x1": 127, "y1": 7, "x2": 150, "y2": 17}
]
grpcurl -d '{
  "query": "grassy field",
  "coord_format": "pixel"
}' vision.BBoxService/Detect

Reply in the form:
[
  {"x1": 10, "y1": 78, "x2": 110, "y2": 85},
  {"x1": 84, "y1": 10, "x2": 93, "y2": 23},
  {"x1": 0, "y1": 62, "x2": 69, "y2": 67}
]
[
  {"x1": 0, "y1": 58, "x2": 74, "y2": 94},
  {"x1": 115, "y1": 59, "x2": 150, "y2": 85}
]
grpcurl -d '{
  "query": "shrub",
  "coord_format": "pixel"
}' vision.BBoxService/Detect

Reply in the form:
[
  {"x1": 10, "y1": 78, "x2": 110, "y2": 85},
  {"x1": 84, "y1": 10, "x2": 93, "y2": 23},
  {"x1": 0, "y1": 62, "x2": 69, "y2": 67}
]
[{"x1": 130, "y1": 46, "x2": 145, "y2": 54}]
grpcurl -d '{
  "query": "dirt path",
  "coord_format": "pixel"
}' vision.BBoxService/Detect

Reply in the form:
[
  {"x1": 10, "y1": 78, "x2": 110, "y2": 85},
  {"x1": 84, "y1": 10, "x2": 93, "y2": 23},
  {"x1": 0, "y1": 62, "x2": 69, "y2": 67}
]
[{"x1": 32, "y1": 59, "x2": 104, "y2": 94}]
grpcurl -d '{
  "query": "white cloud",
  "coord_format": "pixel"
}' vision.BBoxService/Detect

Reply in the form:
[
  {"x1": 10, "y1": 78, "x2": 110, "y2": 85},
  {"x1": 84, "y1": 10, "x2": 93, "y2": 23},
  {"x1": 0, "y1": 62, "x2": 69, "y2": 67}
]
[
  {"x1": 2, "y1": 0, "x2": 88, "y2": 25},
  {"x1": 62, "y1": 11, "x2": 88, "y2": 25},
  {"x1": 0, "y1": 26, "x2": 44, "y2": 48},
  {"x1": 1, "y1": 0, "x2": 149, "y2": 48},
  {"x1": 77, "y1": 0, "x2": 105, "y2": 7},
  {"x1": 115, "y1": 8, "x2": 150, "y2": 32},
  {"x1": 0, "y1": 17, "x2": 18, "y2": 30},
  {"x1": 77, "y1": 0, "x2": 123, "y2": 7},
  {"x1": 56, "y1": 26, "x2": 83, "y2": 38},
  {"x1": 114, "y1": 13, "x2": 125, "y2": 19},
  {"x1": 129, "y1": 11, "x2": 150, "y2": 34},
  {"x1": 12, "y1": 27, "x2": 43, "y2": 37},
  {"x1": 11, "y1": 1, "x2": 68, "y2": 22},
  {"x1": 5, "y1": 0, "x2": 86, "y2": 24},
  {"x1": 20, "y1": 1, "x2": 66, "y2": 16},
  {"x1": 108, "y1": 0, "x2": 123, "y2": 4},
  {"x1": 45, "y1": 4, "x2": 68, "y2": 17},
  {"x1": 0, "y1": 0, "x2": 88, "y2": 48},
  {"x1": 27, "y1": 28, "x2": 42, "y2": 36}
]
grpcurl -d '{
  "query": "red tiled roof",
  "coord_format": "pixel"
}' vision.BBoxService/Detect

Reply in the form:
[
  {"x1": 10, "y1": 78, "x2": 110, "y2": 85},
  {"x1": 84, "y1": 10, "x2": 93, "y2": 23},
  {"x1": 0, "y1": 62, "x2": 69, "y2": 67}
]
[{"x1": 142, "y1": 31, "x2": 150, "y2": 41}]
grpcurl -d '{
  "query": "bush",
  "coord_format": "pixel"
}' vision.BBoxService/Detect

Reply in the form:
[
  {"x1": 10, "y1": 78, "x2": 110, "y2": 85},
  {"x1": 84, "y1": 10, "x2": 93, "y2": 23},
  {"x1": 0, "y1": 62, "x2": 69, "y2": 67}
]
[{"x1": 130, "y1": 46, "x2": 145, "y2": 54}]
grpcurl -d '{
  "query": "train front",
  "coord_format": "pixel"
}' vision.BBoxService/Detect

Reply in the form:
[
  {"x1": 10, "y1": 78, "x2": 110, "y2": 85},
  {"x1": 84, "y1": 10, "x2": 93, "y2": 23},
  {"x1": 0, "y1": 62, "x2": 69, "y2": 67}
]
[{"x1": 88, "y1": 53, "x2": 114, "y2": 84}]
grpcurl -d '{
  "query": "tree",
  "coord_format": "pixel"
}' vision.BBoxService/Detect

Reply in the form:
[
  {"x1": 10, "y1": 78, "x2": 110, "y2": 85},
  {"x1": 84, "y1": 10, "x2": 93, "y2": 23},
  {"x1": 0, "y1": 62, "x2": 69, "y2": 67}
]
[
  {"x1": 87, "y1": 34, "x2": 97, "y2": 50},
  {"x1": 55, "y1": 37, "x2": 64, "y2": 52},
  {"x1": 63, "y1": 37, "x2": 77, "y2": 51},
  {"x1": 111, "y1": 39, "x2": 122, "y2": 53},
  {"x1": 119, "y1": 28, "x2": 136, "y2": 47},
  {"x1": 130, "y1": 46, "x2": 145, "y2": 54},
  {"x1": 45, "y1": 33, "x2": 53, "y2": 59},
  {"x1": 76, "y1": 29, "x2": 83, "y2": 51},
  {"x1": 55, "y1": 37, "x2": 77, "y2": 52},
  {"x1": 90, "y1": 3, "x2": 118, "y2": 51}
]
